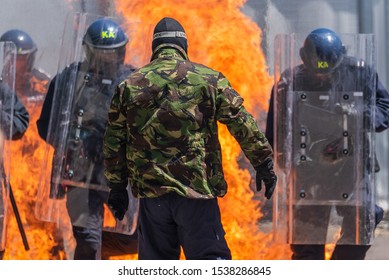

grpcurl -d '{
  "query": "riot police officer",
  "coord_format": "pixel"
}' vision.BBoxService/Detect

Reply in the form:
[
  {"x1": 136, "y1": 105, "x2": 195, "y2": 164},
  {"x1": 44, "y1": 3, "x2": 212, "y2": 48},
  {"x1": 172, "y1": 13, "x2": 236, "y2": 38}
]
[
  {"x1": 0, "y1": 85, "x2": 29, "y2": 260},
  {"x1": 0, "y1": 41, "x2": 29, "y2": 259},
  {"x1": 266, "y1": 28, "x2": 389, "y2": 260},
  {"x1": 37, "y1": 18, "x2": 137, "y2": 260},
  {"x1": 0, "y1": 29, "x2": 49, "y2": 107}
]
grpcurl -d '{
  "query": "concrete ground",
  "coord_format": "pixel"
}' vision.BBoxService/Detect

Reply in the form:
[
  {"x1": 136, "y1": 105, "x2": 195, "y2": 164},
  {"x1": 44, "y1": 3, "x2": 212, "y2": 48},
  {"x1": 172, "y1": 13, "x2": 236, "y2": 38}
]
[
  {"x1": 366, "y1": 222, "x2": 389, "y2": 260},
  {"x1": 260, "y1": 218, "x2": 389, "y2": 260}
]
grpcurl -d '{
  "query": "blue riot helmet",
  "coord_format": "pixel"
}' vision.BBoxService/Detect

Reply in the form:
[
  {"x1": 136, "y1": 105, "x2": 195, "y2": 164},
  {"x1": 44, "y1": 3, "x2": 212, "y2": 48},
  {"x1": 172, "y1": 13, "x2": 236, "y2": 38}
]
[
  {"x1": 0, "y1": 29, "x2": 37, "y2": 76},
  {"x1": 299, "y1": 28, "x2": 346, "y2": 75},
  {"x1": 82, "y1": 18, "x2": 128, "y2": 77}
]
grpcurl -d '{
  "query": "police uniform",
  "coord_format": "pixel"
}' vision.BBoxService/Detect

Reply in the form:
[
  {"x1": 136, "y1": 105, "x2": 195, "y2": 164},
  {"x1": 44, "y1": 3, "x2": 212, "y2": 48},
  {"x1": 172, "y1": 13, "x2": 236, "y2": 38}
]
[
  {"x1": 0, "y1": 82, "x2": 29, "y2": 260},
  {"x1": 37, "y1": 18, "x2": 138, "y2": 260},
  {"x1": 266, "y1": 56, "x2": 389, "y2": 260}
]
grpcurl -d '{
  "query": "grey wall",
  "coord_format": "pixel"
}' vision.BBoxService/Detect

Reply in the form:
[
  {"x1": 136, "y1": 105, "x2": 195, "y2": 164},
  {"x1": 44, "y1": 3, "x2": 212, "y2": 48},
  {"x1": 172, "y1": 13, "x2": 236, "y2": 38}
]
[
  {"x1": 0, "y1": 0, "x2": 116, "y2": 77},
  {"x1": 0, "y1": 0, "x2": 71, "y2": 76}
]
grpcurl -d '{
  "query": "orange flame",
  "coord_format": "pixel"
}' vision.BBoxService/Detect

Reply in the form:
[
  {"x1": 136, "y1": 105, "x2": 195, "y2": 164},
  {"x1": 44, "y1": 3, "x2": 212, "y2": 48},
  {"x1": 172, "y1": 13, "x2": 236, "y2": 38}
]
[
  {"x1": 4, "y1": 92, "x2": 66, "y2": 259},
  {"x1": 30, "y1": 76, "x2": 49, "y2": 95}
]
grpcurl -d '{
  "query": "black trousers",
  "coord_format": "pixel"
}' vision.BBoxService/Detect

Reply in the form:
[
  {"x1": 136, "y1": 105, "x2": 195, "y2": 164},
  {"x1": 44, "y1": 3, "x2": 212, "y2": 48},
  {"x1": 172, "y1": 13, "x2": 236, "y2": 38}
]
[
  {"x1": 291, "y1": 244, "x2": 371, "y2": 260},
  {"x1": 291, "y1": 205, "x2": 384, "y2": 260},
  {"x1": 66, "y1": 187, "x2": 138, "y2": 259},
  {"x1": 66, "y1": 187, "x2": 106, "y2": 260},
  {"x1": 138, "y1": 192, "x2": 231, "y2": 260}
]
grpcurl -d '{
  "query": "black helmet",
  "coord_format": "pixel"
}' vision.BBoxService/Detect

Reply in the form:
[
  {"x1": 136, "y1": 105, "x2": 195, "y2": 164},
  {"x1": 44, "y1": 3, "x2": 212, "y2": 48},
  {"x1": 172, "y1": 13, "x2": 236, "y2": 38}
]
[
  {"x1": 152, "y1": 17, "x2": 188, "y2": 54},
  {"x1": 82, "y1": 18, "x2": 128, "y2": 76},
  {"x1": 0, "y1": 29, "x2": 37, "y2": 55},
  {"x1": 0, "y1": 29, "x2": 37, "y2": 74},
  {"x1": 83, "y1": 18, "x2": 128, "y2": 49},
  {"x1": 300, "y1": 28, "x2": 346, "y2": 75}
]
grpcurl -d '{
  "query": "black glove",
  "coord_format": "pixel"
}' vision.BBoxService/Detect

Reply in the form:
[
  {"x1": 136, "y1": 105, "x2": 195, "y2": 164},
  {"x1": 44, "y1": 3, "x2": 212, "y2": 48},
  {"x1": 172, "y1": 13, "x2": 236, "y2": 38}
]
[
  {"x1": 108, "y1": 188, "x2": 129, "y2": 221},
  {"x1": 375, "y1": 204, "x2": 384, "y2": 227},
  {"x1": 255, "y1": 159, "x2": 277, "y2": 199}
]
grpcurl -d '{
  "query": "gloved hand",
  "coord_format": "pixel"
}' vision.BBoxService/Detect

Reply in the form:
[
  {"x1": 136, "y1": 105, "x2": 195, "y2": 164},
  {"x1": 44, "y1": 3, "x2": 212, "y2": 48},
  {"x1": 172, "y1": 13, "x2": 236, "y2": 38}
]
[
  {"x1": 108, "y1": 188, "x2": 129, "y2": 221},
  {"x1": 255, "y1": 159, "x2": 277, "y2": 199},
  {"x1": 375, "y1": 204, "x2": 384, "y2": 227}
]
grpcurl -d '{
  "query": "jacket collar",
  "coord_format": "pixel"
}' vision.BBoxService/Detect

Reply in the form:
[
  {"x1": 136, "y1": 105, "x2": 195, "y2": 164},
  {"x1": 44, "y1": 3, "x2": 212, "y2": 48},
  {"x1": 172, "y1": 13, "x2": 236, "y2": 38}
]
[{"x1": 151, "y1": 43, "x2": 189, "y2": 61}]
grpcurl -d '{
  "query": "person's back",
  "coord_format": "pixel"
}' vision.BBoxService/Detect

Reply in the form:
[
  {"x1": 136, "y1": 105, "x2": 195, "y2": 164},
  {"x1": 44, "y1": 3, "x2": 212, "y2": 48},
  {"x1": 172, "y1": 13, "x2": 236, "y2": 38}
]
[
  {"x1": 119, "y1": 46, "x2": 249, "y2": 199},
  {"x1": 104, "y1": 17, "x2": 277, "y2": 260}
]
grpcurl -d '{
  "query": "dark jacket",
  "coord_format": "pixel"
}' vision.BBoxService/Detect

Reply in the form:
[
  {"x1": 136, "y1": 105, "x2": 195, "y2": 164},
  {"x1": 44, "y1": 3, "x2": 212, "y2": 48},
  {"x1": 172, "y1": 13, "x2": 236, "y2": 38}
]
[
  {"x1": 37, "y1": 62, "x2": 134, "y2": 143},
  {"x1": 36, "y1": 61, "x2": 134, "y2": 190},
  {"x1": 0, "y1": 82, "x2": 29, "y2": 140},
  {"x1": 103, "y1": 44, "x2": 273, "y2": 199},
  {"x1": 266, "y1": 56, "x2": 389, "y2": 147}
]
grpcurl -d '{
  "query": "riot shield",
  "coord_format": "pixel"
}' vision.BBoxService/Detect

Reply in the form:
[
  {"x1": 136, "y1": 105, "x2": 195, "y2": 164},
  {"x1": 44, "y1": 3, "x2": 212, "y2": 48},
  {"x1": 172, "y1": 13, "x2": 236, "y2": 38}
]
[
  {"x1": 36, "y1": 13, "x2": 151, "y2": 236},
  {"x1": 0, "y1": 41, "x2": 16, "y2": 252},
  {"x1": 13, "y1": 38, "x2": 48, "y2": 113},
  {"x1": 273, "y1": 33, "x2": 376, "y2": 245}
]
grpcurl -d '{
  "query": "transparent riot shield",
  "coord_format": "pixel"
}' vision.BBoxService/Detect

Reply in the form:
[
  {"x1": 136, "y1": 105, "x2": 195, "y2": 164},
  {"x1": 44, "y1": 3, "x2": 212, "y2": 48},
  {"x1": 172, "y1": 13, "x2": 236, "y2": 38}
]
[
  {"x1": 0, "y1": 41, "x2": 16, "y2": 252},
  {"x1": 36, "y1": 13, "x2": 151, "y2": 237},
  {"x1": 273, "y1": 33, "x2": 376, "y2": 245},
  {"x1": 12, "y1": 36, "x2": 48, "y2": 114}
]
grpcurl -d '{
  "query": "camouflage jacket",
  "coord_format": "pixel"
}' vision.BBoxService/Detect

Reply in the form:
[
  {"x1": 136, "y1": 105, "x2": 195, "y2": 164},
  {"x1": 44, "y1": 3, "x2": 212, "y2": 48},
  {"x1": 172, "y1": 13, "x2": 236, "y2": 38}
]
[{"x1": 103, "y1": 44, "x2": 273, "y2": 198}]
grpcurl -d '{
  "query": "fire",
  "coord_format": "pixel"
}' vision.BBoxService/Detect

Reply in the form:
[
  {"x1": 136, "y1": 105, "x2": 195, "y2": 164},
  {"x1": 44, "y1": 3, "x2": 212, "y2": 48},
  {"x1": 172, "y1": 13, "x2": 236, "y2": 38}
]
[
  {"x1": 116, "y1": 0, "x2": 291, "y2": 259},
  {"x1": 29, "y1": 76, "x2": 49, "y2": 95},
  {"x1": 4, "y1": 96, "x2": 65, "y2": 259}
]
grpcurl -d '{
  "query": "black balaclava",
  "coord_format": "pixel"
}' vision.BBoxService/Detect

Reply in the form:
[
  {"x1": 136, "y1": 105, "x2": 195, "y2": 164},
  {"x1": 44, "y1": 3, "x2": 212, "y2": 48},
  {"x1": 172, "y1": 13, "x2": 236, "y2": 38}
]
[{"x1": 152, "y1": 17, "x2": 188, "y2": 53}]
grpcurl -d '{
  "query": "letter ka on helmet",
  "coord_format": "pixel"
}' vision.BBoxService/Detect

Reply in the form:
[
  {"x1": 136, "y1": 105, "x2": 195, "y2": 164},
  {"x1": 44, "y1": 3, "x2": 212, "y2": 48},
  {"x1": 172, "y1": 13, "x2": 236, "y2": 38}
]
[{"x1": 300, "y1": 28, "x2": 346, "y2": 75}]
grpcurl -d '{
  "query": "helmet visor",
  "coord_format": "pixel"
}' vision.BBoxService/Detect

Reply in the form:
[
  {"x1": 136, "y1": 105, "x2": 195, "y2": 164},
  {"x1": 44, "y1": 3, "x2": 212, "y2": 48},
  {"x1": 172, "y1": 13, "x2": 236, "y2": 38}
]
[
  {"x1": 85, "y1": 45, "x2": 126, "y2": 77},
  {"x1": 15, "y1": 51, "x2": 36, "y2": 79}
]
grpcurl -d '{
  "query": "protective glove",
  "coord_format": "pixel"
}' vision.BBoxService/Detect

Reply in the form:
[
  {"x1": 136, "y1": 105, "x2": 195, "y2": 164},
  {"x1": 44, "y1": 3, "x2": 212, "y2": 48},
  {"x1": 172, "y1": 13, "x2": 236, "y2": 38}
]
[
  {"x1": 108, "y1": 188, "x2": 129, "y2": 221},
  {"x1": 255, "y1": 158, "x2": 277, "y2": 199},
  {"x1": 375, "y1": 204, "x2": 384, "y2": 227}
]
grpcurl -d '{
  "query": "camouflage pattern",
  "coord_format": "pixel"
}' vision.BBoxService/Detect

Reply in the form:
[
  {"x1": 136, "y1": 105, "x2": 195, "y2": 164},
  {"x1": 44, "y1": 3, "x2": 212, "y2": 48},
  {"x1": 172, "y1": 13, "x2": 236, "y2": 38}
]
[{"x1": 104, "y1": 43, "x2": 273, "y2": 199}]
